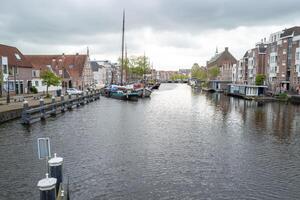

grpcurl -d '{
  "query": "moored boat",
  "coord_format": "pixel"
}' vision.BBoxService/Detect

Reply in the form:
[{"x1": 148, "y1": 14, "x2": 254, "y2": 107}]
[
  {"x1": 150, "y1": 82, "x2": 161, "y2": 90},
  {"x1": 104, "y1": 85, "x2": 139, "y2": 101},
  {"x1": 110, "y1": 90, "x2": 139, "y2": 101}
]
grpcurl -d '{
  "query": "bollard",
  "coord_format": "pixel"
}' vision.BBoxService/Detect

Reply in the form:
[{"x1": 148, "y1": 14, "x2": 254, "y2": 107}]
[
  {"x1": 76, "y1": 94, "x2": 80, "y2": 107},
  {"x1": 51, "y1": 96, "x2": 56, "y2": 116},
  {"x1": 40, "y1": 98, "x2": 45, "y2": 120},
  {"x1": 37, "y1": 173, "x2": 57, "y2": 200},
  {"x1": 80, "y1": 93, "x2": 85, "y2": 105},
  {"x1": 48, "y1": 153, "x2": 63, "y2": 196},
  {"x1": 67, "y1": 94, "x2": 72, "y2": 110},
  {"x1": 21, "y1": 100, "x2": 30, "y2": 124},
  {"x1": 60, "y1": 95, "x2": 65, "y2": 112},
  {"x1": 85, "y1": 90, "x2": 89, "y2": 104}
]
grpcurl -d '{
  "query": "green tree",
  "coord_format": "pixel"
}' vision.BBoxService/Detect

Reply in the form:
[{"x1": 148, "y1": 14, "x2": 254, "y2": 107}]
[
  {"x1": 208, "y1": 66, "x2": 220, "y2": 79},
  {"x1": 170, "y1": 74, "x2": 188, "y2": 81},
  {"x1": 191, "y1": 63, "x2": 207, "y2": 80},
  {"x1": 41, "y1": 70, "x2": 61, "y2": 96},
  {"x1": 255, "y1": 74, "x2": 266, "y2": 85}
]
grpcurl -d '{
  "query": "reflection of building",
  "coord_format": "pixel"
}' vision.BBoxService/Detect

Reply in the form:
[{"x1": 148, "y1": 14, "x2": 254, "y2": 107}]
[{"x1": 0, "y1": 44, "x2": 33, "y2": 95}]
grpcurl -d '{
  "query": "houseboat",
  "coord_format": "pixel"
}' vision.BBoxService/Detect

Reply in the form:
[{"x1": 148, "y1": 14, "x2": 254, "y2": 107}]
[{"x1": 227, "y1": 84, "x2": 268, "y2": 99}]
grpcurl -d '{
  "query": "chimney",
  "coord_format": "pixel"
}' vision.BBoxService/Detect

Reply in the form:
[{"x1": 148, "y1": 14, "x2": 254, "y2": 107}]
[{"x1": 225, "y1": 47, "x2": 228, "y2": 52}]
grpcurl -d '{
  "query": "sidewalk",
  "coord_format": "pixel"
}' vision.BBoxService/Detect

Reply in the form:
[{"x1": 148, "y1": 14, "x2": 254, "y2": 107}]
[
  {"x1": 0, "y1": 96, "x2": 62, "y2": 123},
  {"x1": 0, "y1": 97, "x2": 62, "y2": 113}
]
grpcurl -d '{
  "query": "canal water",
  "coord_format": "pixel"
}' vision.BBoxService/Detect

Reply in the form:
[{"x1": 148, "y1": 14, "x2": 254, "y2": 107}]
[{"x1": 0, "y1": 84, "x2": 300, "y2": 200}]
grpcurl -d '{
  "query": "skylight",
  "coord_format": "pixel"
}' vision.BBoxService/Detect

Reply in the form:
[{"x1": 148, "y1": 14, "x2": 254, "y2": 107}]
[{"x1": 14, "y1": 53, "x2": 21, "y2": 60}]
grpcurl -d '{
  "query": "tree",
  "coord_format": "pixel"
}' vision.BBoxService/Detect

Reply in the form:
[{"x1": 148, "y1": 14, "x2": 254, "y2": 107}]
[
  {"x1": 208, "y1": 66, "x2": 220, "y2": 79},
  {"x1": 255, "y1": 74, "x2": 266, "y2": 85},
  {"x1": 170, "y1": 74, "x2": 188, "y2": 81},
  {"x1": 41, "y1": 70, "x2": 61, "y2": 96},
  {"x1": 119, "y1": 55, "x2": 151, "y2": 81},
  {"x1": 191, "y1": 63, "x2": 207, "y2": 80}
]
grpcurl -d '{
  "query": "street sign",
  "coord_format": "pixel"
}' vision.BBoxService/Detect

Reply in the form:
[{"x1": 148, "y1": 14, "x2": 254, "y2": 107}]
[{"x1": 37, "y1": 138, "x2": 51, "y2": 160}]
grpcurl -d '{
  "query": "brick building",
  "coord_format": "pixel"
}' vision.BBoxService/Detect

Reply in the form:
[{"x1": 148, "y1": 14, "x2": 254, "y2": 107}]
[
  {"x1": 206, "y1": 47, "x2": 237, "y2": 81},
  {"x1": 0, "y1": 44, "x2": 33, "y2": 95},
  {"x1": 266, "y1": 27, "x2": 300, "y2": 92}
]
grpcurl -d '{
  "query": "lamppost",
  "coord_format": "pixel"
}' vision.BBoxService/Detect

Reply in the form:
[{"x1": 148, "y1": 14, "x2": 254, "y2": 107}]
[{"x1": 6, "y1": 68, "x2": 10, "y2": 104}]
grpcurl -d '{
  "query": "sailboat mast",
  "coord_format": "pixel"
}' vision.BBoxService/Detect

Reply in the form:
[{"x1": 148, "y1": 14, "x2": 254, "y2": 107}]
[
  {"x1": 121, "y1": 10, "x2": 125, "y2": 85},
  {"x1": 125, "y1": 44, "x2": 128, "y2": 83}
]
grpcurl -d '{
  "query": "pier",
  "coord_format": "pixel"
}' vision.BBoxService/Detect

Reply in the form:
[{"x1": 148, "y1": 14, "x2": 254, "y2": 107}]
[{"x1": 21, "y1": 90, "x2": 100, "y2": 125}]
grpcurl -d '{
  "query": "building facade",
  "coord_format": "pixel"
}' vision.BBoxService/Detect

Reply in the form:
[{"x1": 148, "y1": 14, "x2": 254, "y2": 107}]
[
  {"x1": 0, "y1": 44, "x2": 33, "y2": 95},
  {"x1": 207, "y1": 47, "x2": 237, "y2": 81},
  {"x1": 25, "y1": 53, "x2": 93, "y2": 91},
  {"x1": 266, "y1": 27, "x2": 300, "y2": 92}
]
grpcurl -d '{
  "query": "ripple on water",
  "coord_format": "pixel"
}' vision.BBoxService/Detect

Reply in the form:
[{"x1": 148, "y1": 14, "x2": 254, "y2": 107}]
[{"x1": 0, "y1": 84, "x2": 300, "y2": 200}]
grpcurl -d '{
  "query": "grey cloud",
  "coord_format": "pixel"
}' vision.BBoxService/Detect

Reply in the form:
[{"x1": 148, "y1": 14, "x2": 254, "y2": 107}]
[{"x1": 0, "y1": 0, "x2": 300, "y2": 67}]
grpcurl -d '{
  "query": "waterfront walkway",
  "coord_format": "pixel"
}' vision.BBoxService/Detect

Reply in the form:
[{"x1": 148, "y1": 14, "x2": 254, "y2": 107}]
[{"x1": 0, "y1": 96, "x2": 61, "y2": 113}]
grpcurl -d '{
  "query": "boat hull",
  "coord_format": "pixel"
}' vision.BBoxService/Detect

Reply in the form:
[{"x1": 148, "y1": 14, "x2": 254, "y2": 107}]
[{"x1": 110, "y1": 92, "x2": 139, "y2": 101}]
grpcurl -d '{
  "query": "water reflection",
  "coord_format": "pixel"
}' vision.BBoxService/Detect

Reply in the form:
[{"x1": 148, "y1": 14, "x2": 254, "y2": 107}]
[
  {"x1": 203, "y1": 92, "x2": 300, "y2": 141},
  {"x1": 0, "y1": 84, "x2": 300, "y2": 200}
]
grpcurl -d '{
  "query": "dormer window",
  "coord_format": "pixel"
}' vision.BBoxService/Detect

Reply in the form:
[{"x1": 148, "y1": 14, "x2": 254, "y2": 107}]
[{"x1": 15, "y1": 53, "x2": 21, "y2": 60}]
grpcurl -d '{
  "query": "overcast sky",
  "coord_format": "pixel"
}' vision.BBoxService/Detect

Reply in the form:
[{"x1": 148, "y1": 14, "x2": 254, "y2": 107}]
[{"x1": 1, "y1": 0, "x2": 300, "y2": 70}]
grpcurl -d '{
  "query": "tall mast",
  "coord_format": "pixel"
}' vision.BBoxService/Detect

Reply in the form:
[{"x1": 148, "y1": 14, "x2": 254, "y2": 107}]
[
  {"x1": 120, "y1": 9, "x2": 125, "y2": 85},
  {"x1": 125, "y1": 44, "x2": 128, "y2": 83}
]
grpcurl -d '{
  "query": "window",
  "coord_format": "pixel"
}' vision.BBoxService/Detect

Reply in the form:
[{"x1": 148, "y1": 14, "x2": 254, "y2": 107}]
[
  {"x1": 283, "y1": 49, "x2": 287, "y2": 54},
  {"x1": 35, "y1": 81, "x2": 39, "y2": 87},
  {"x1": 8, "y1": 66, "x2": 13, "y2": 75},
  {"x1": 296, "y1": 52, "x2": 300, "y2": 61},
  {"x1": 14, "y1": 53, "x2": 21, "y2": 60},
  {"x1": 32, "y1": 70, "x2": 36, "y2": 77},
  {"x1": 2, "y1": 65, "x2": 8, "y2": 74}
]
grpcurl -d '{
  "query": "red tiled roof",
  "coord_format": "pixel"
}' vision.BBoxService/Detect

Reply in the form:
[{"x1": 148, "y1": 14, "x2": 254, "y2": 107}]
[
  {"x1": 0, "y1": 44, "x2": 32, "y2": 68},
  {"x1": 25, "y1": 54, "x2": 88, "y2": 79}
]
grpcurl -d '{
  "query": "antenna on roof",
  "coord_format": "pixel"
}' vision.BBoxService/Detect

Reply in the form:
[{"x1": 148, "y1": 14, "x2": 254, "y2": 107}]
[{"x1": 215, "y1": 46, "x2": 218, "y2": 55}]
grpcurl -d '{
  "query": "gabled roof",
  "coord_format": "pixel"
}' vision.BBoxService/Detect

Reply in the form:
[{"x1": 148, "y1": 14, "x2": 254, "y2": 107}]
[
  {"x1": 90, "y1": 61, "x2": 103, "y2": 72},
  {"x1": 243, "y1": 51, "x2": 249, "y2": 58},
  {"x1": 207, "y1": 47, "x2": 237, "y2": 66},
  {"x1": 0, "y1": 44, "x2": 32, "y2": 68},
  {"x1": 25, "y1": 54, "x2": 88, "y2": 79},
  {"x1": 280, "y1": 26, "x2": 300, "y2": 38}
]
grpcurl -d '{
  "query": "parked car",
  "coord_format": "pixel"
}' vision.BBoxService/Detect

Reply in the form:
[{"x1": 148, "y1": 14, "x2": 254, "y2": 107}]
[{"x1": 66, "y1": 88, "x2": 83, "y2": 95}]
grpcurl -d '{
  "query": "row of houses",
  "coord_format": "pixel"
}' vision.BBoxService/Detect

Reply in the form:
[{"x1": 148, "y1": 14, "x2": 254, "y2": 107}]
[
  {"x1": 0, "y1": 44, "x2": 94, "y2": 96},
  {"x1": 151, "y1": 69, "x2": 191, "y2": 82},
  {"x1": 206, "y1": 26, "x2": 300, "y2": 95},
  {"x1": 0, "y1": 43, "x2": 124, "y2": 96}
]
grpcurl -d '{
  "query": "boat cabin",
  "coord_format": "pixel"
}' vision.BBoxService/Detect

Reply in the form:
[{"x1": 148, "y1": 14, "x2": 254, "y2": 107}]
[
  {"x1": 227, "y1": 84, "x2": 267, "y2": 97},
  {"x1": 209, "y1": 80, "x2": 232, "y2": 92}
]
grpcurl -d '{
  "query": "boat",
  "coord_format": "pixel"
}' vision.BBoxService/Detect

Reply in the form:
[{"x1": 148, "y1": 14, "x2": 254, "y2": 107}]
[
  {"x1": 110, "y1": 90, "x2": 139, "y2": 101},
  {"x1": 134, "y1": 88, "x2": 152, "y2": 98},
  {"x1": 104, "y1": 85, "x2": 139, "y2": 101},
  {"x1": 131, "y1": 83, "x2": 152, "y2": 98},
  {"x1": 150, "y1": 82, "x2": 161, "y2": 90}
]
